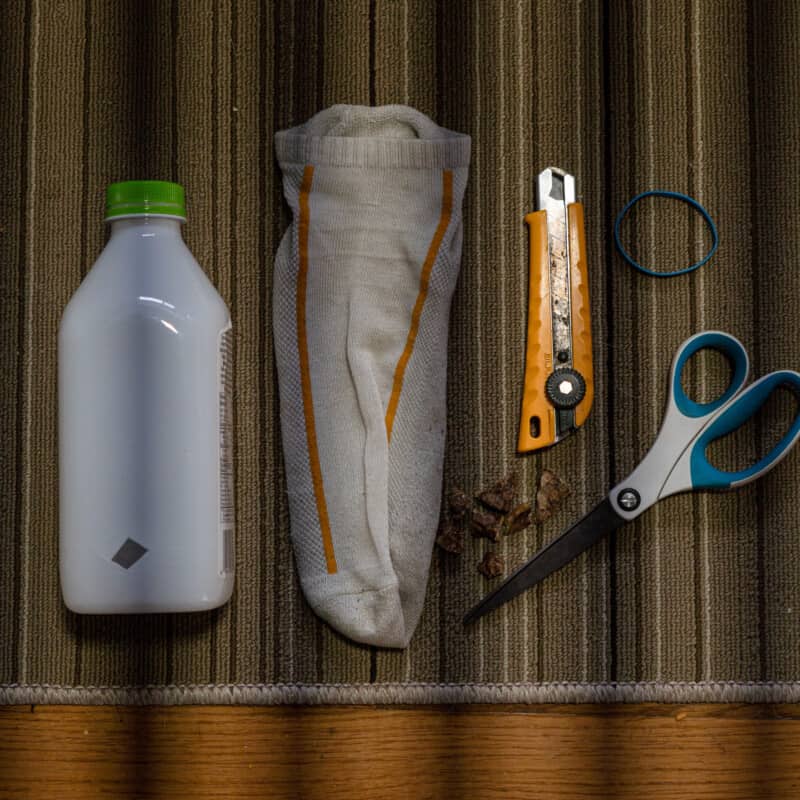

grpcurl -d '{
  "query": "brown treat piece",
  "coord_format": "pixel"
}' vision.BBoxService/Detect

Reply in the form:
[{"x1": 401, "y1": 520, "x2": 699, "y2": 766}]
[
  {"x1": 484, "y1": 522, "x2": 503, "y2": 543},
  {"x1": 470, "y1": 508, "x2": 503, "y2": 542},
  {"x1": 476, "y1": 472, "x2": 518, "y2": 513},
  {"x1": 474, "y1": 526, "x2": 502, "y2": 543},
  {"x1": 435, "y1": 518, "x2": 464, "y2": 554},
  {"x1": 535, "y1": 469, "x2": 571, "y2": 522},
  {"x1": 447, "y1": 486, "x2": 472, "y2": 521},
  {"x1": 506, "y1": 502, "x2": 532, "y2": 535},
  {"x1": 478, "y1": 551, "x2": 505, "y2": 579}
]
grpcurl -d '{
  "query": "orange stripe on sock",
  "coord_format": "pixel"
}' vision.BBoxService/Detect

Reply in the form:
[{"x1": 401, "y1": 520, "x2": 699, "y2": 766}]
[
  {"x1": 385, "y1": 169, "x2": 454, "y2": 442},
  {"x1": 297, "y1": 165, "x2": 337, "y2": 574}
]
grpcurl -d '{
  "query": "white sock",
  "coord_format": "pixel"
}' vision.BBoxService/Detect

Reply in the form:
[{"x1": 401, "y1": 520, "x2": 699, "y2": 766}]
[{"x1": 273, "y1": 105, "x2": 470, "y2": 647}]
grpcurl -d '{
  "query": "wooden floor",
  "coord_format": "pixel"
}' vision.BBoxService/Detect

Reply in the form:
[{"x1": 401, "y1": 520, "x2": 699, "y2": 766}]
[{"x1": 2, "y1": 704, "x2": 800, "y2": 798}]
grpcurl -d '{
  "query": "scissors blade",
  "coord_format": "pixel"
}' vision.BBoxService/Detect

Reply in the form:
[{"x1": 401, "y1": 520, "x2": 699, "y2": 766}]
[{"x1": 463, "y1": 497, "x2": 627, "y2": 626}]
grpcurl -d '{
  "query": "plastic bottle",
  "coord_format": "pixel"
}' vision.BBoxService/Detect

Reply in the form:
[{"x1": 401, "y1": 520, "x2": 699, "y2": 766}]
[{"x1": 59, "y1": 181, "x2": 234, "y2": 613}]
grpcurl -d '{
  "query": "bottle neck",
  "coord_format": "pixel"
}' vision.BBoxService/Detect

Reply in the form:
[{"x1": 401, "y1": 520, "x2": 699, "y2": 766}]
[{"x1": 107, "y1": 216, "x2": 184, "y2": 239}]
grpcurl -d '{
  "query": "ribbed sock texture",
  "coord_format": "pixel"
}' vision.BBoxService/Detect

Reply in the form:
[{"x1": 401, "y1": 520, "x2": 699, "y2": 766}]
[{"x1": 273, "y1": 105, "x2": 470, "y2": 647}]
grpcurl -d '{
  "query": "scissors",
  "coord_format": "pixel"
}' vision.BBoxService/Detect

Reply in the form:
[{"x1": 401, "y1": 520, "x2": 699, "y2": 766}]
[{"x1": 465, "y1": 331, "x2": 800, "y2": 625}]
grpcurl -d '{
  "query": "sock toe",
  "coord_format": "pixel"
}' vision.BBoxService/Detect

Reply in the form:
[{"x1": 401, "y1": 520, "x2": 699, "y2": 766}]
[{"x1": 303, "y1": 574, "x2": 407, "y2": 648}]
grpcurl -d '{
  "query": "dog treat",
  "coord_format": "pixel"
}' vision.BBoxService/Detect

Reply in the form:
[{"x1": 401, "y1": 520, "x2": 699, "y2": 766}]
[
  {"x1": 476, "y1": 472, "x2": 518, "y2": 514},
  {"x1": 478, "y1": 551, "x2": 505, "y2": 579},
  {"x1": 435, "y1": 519, "x2": 465, "y2": 554},
  {"x1": 535, "y1": 469, "x2": 571, "y2": 522},
  {"x1": 485, "y1": 522, "x2": 503, "y2": 543},
  {"x1": 506, "y1": 502, "x2": 533, "y2": 535},
  {"x1": 439, "y1": 471, "x2": 550, "y2": 560},
  {"x1": 470, "y1": 508, "x2": 503, "y2": 542},
  {"x1": 447, "y1": 486, "x2": 472, "y2": 522}
]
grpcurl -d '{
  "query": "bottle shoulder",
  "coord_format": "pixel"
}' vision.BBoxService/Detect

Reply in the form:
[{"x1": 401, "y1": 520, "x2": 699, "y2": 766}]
[{"x1": 61, "y1": 233, "x2": 230, "y2": 337}]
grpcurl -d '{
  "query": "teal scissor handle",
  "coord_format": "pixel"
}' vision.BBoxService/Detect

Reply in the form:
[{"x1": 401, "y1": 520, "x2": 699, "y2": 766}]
[
  {"x1": 612, "y1": 331, "x2": 799, "y2": 520},
  {"x1": 689, "y1": 370, "x2": 800, "y2": 490},
  {"x1": 670, "y1": 331, "x2": 750, "y2": 418}
]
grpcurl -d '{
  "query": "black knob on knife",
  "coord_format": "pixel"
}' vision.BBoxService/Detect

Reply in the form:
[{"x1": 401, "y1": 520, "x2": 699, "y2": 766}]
[{"x1": 545, "y1": 368, "x2": 586, "y2": 410}]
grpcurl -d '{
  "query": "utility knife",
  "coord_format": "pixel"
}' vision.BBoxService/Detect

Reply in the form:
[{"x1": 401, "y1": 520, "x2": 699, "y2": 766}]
[{"x1": 517, "y1": 167, "x2": 594, "y2": 452}]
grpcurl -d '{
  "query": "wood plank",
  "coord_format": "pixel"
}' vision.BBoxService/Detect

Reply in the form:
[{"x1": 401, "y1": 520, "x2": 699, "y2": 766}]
[{"x1": 2, "y1": 704, "x2": 800, "y2": 799}]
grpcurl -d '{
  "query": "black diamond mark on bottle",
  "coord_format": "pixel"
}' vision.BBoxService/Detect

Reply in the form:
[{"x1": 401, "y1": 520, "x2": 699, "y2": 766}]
[{"x1": 111, "y1": 538, "x2": 148, "y2": 569}]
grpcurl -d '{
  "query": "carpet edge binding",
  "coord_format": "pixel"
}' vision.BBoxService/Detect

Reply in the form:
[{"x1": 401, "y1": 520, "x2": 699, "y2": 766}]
[{"x1": 2, "y1": 681, "x2": 800, "y2": 705}]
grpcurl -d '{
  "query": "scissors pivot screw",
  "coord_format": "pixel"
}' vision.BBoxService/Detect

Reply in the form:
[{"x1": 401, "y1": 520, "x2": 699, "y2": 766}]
[{"x1": 618, "y1": 489, "x2": 641, "y2": 511}]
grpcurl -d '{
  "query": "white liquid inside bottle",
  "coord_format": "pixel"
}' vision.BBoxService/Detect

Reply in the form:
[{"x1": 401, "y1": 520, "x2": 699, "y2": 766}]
[{"x1": 59, "y1": 181, "x2": 234, "y2": 613}]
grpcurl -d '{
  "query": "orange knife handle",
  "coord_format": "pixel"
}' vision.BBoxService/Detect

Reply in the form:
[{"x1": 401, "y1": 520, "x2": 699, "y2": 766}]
[
  {"x1": 568, "y1": 202, "x2": 594, "y2": 427},
  {"x1": 517, "y1": 210, "x2": 556, "y2": 451}
]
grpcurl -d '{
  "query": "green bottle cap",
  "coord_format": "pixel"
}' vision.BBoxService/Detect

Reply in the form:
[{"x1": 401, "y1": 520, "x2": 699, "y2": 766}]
[{"x1": 105, "y1": 180, "x2": 186, "y2": 220}]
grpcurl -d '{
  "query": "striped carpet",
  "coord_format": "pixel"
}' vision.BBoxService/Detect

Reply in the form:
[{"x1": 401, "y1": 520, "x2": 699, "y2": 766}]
[{"x1": 2, "y1": 0, "x2": 800, "y2": 704}]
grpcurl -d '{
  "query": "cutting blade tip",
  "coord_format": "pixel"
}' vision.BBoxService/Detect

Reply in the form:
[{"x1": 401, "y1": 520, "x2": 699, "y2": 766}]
[{"x1": 462, "y1": 608, "x2": 480, "y2": 626}]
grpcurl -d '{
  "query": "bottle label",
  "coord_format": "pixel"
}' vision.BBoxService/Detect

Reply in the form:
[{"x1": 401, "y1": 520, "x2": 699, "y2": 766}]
[{"x1": 218, "y1": 323, "x2": 234, "y2": 574}]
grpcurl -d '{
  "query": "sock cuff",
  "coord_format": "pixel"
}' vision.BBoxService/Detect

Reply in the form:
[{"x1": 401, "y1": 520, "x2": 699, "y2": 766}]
[{"x1": 275, "y1": 104, "x2": 471, "y2": 169}]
